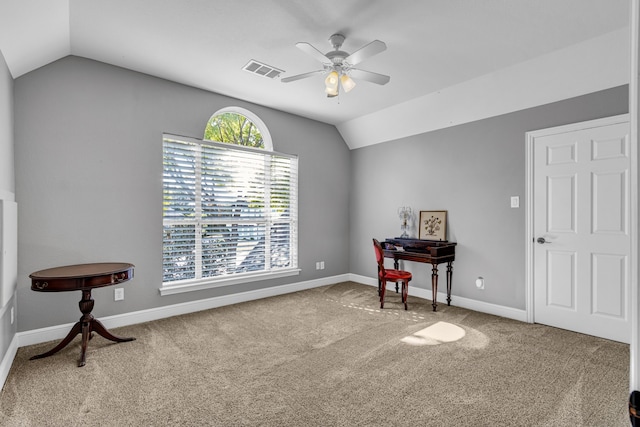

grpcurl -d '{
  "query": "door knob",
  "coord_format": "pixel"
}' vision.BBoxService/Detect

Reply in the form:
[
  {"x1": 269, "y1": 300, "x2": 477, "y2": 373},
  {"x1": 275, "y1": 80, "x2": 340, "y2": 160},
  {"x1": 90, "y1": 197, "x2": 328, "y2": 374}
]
[{"x1": 536, "y1": 237, "x2": 551, "y2": 244}]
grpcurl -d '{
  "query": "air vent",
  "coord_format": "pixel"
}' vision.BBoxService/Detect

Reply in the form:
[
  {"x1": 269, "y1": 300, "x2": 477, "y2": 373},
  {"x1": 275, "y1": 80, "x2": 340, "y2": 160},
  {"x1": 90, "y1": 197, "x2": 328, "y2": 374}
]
[{"x1": 242, "y1": 60, "x2": 284, "y2": 79}]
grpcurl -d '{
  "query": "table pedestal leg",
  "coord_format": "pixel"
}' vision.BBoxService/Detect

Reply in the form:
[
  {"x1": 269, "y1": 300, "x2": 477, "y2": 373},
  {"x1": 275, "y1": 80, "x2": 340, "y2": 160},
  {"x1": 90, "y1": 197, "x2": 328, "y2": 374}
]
[
  {"x1": 431, "y1": 264, "x2": 439, "y2": 311},
  {"x1": 30, "y1": 289, "x2": 135, "y2": 367}
]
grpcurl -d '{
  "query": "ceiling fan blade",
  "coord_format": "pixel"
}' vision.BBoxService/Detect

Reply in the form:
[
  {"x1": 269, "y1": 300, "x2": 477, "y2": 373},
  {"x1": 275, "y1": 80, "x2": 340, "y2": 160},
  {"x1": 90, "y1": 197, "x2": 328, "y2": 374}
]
[
  {"x1": 345, "y1": 40, "x2": 386, "y2": 65},
  {"x1": 295, "y1": 42, "x2": 330, "y2": 64},
  {"x1": 349, "y1": 69, "x2": 390, "y2": 85},
  {"x1": 281, "y1": 69, "x2": 325, "y2": 83}
]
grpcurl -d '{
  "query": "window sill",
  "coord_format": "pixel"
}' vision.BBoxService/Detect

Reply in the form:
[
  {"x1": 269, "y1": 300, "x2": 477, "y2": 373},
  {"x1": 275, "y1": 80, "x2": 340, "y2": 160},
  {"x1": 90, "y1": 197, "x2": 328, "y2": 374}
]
[{"x1": 159, "y1": 268, "x2": 301, "y2": 296}]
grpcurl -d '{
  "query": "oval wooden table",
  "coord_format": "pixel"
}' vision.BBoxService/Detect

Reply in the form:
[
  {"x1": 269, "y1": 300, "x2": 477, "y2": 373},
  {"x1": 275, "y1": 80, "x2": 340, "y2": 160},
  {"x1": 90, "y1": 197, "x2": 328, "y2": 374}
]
[{"x1": 29, "y1": 262, "x2": 136, "y2": 367}]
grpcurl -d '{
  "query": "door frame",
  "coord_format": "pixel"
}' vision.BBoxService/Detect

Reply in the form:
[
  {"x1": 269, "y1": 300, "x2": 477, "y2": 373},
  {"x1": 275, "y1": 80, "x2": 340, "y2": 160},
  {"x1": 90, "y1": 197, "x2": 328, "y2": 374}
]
[
  {"x1": 525, "y1": 114, "x2": 635, "y2": 333},
  {"x1": 630, "y1": 0, "x2": 639, "y2": 391}
]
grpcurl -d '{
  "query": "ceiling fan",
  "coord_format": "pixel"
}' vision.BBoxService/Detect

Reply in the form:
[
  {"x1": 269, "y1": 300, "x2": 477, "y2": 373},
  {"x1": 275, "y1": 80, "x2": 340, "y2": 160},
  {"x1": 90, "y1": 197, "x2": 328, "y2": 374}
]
[{"x1": 281, "y1": 33, "x2": 390, "y2": 97}]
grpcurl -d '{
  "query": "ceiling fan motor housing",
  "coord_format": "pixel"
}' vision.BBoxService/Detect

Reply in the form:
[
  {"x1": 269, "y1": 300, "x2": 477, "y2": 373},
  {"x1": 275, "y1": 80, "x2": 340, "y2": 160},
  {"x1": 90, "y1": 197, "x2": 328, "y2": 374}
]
[{"x1": 326, "y1": 51, "x2": 348, "y2": 66}]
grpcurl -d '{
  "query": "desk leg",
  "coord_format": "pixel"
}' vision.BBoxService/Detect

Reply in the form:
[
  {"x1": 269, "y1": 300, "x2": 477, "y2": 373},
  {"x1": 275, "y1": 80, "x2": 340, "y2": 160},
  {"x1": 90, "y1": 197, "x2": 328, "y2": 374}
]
[
  {"x1": 446, "y1": 261, "x2": 453, "y2": 306},
  {"x1": 393, "y1": 258, "x2": 400, "y2": 293},
  {"x1": 431, "y1": 264, "x2": 439, "y2": 311},
  {"x1": 30, "y1": 289, "x2": 135, "y2": 367}
]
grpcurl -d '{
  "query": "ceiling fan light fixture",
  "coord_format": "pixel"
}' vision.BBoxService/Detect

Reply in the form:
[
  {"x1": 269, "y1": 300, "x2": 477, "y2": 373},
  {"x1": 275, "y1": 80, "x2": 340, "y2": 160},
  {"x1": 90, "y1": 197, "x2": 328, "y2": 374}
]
[
  {"x1": 325, "y1": 70, "x2": 339, "y2": 96},
  {"x1": 340, "y1": 73, "x2": 356, "y2": 92}
]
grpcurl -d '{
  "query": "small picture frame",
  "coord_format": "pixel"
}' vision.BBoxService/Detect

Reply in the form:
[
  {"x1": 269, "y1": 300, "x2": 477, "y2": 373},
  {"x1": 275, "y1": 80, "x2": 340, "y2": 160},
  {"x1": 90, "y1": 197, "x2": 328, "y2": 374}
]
[{"x1": 419, "y1": 210, "x2": 447, "y2": 241}]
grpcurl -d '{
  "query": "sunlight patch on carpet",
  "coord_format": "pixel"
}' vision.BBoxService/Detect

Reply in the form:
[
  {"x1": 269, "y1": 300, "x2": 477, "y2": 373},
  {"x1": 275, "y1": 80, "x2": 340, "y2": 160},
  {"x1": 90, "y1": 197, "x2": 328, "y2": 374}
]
[
  {"x1": 401, "y1": 321, "x2": 466, "y2": 346},
  {"x1": 336, "y1": 301, "x2": 426, "y2": 322}
]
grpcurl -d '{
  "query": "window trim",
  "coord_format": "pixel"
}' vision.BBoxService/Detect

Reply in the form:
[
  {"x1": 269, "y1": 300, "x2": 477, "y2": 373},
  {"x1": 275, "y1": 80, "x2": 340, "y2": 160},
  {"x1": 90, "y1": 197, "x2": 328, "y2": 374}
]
[
  {"x1": 159, "y1": 268, "x2": 301, "y2": 296},
  {"x1": 161, "y1": 131, "x2": 299, "y2": 296}
]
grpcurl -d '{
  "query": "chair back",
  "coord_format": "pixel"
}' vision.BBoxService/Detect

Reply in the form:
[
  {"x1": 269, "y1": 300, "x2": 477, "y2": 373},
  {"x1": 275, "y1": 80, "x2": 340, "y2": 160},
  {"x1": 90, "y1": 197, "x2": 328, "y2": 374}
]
[{"x1": 372, "y1": 238, "x2": 386, "y2": 277}]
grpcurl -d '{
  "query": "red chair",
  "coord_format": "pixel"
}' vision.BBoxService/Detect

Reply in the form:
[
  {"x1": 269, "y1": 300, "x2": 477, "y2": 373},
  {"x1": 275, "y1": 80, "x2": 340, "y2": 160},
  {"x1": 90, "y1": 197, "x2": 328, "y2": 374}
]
[{"x1": 373, "y1": 238, "x2": 412, "y2": 310}]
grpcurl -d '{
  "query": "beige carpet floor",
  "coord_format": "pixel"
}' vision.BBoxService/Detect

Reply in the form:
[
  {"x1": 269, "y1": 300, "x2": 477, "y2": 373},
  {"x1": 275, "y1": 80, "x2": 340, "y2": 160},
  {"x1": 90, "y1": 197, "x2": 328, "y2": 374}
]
[{"x1": 0, "y1": 282, "x2": 631, "y2": 426}]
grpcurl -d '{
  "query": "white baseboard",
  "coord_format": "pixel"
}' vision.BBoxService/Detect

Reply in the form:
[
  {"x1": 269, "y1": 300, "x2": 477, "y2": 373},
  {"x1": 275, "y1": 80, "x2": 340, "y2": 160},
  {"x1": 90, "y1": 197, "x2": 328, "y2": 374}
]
[
  {"x1": 0, "y1": 334, "x2": 18, "y2": 391},
  {"x1": 348, "y1": 273, "x2": 527, "y2": 322},
  {"x1": 17, "y1": 274, "x2": 351, "y2": 348}
]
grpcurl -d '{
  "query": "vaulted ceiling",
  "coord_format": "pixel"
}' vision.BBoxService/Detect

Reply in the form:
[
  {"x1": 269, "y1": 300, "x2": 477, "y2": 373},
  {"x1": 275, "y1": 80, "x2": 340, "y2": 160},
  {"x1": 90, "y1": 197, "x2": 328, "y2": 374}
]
[{"x1": 0, "y1": 0, "x2": 630, "y2": 148}]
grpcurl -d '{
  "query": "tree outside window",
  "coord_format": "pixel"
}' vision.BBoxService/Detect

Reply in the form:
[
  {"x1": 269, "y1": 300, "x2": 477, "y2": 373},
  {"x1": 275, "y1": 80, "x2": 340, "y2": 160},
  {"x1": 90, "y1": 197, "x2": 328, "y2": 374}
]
[{"x1": 204, "y1": 111, "x2": 264, "y2": 148}]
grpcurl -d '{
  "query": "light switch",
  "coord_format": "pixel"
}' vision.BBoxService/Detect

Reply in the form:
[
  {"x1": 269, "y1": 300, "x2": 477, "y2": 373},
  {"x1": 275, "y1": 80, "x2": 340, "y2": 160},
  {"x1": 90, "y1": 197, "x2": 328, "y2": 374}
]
[{"x1": 510, "y1": 196, "x2": 520, "y2": 208}]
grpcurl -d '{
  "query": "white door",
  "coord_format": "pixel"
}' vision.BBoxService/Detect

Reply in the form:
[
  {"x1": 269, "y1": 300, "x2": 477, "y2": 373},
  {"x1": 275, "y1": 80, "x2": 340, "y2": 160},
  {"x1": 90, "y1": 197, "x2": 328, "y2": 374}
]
[{"x1": 531, "y1": 116, "x2": 630, "y2": 343}]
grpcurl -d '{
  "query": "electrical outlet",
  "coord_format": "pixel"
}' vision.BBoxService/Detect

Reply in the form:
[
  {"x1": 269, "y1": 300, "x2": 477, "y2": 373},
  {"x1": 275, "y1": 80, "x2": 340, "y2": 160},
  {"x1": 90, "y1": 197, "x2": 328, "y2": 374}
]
[
  {"x1": 475, "y1": 277, "x2": 485, "y2": 290},
  {"x1": 510, "y1": 196, "x2": 520, "y2": 208},
  {"x1": 114, "y1": 288, "x2": 124, "y2": 301},
  {"x1": 320, "y1": 261, "x2": 325, "y2": 270}
]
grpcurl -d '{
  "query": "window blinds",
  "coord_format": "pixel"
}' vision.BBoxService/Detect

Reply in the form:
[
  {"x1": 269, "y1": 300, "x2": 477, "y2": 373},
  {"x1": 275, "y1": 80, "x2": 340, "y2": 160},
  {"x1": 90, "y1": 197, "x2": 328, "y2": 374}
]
[{"x1": 162, "y1": 133, "x2": 298, "y2": 284}]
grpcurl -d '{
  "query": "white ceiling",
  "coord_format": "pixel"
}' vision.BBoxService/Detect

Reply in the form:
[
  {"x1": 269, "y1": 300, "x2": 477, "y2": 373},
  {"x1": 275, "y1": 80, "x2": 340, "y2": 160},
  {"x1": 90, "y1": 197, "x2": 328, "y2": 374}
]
[{"x1": 0, "y1": 0, "x2": 631, "y2": 148}]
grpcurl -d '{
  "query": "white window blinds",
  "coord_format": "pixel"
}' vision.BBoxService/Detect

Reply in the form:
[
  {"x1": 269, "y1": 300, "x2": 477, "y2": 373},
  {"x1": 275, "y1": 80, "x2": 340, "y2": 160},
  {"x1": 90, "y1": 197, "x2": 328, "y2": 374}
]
[{"x1": 162, "y1": 133, "x2": 298, "y2": 286}]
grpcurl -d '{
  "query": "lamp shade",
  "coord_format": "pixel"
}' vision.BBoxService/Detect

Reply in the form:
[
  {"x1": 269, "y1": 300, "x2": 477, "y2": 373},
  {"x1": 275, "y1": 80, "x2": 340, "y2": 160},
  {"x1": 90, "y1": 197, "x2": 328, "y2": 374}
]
[
  {"x1": 325, "y1": 70, "x2": 339, "y2": 96},
  {"x1": 340, "y1": 74, "x2": 356, "y2": 92}
]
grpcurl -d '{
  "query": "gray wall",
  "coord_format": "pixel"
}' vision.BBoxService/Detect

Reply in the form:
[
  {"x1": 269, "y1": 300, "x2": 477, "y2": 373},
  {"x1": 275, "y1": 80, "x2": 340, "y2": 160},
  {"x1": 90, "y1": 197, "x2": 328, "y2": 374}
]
[
  {"x1": 0, "y1": 51, "x2": 13, "y2": 195},
  {"x1": 0, "y1": 49, "x2": 16, "y2": 362},
  {"x1": 349, "y1": 85, "x2": 628, "y2": 310},
  {"x1": 14, "y1": 56, "x2": 351, "y2": 331},
  {"x1": 10, "y1": 53, "x2": 630, "y2": 332}
]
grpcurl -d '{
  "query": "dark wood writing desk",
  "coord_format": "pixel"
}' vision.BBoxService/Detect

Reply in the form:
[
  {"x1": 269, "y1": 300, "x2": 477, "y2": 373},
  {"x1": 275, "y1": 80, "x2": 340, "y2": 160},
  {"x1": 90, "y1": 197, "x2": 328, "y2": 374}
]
[
  {"x1": 381, "y1": 238, "x2": 456, "y2": 311},
  {"x1": 29, "y1": 262, "x2": 135, "y2": 367}
]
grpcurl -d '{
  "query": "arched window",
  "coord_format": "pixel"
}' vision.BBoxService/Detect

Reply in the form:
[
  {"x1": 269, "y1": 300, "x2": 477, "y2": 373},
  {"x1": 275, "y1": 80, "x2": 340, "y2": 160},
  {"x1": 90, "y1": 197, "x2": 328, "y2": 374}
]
[
  {"x1": 161, "y1": 107, "x2": 298, "y2": 295},
  {"x1": 203, "y1": 107, "x2": 273, "y2": 151}
]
